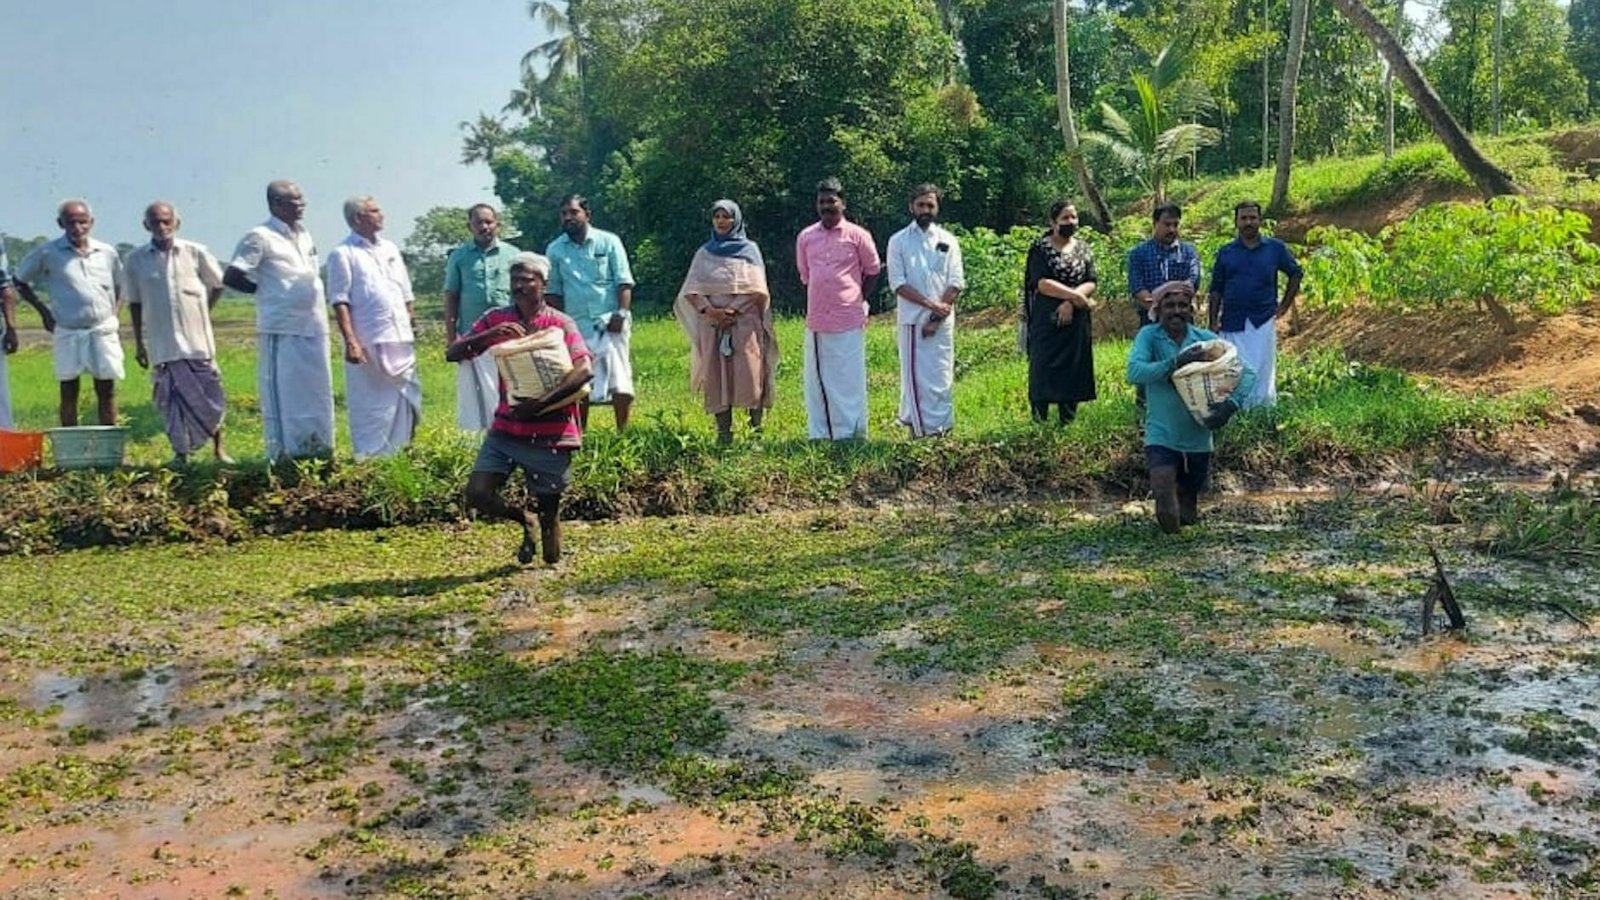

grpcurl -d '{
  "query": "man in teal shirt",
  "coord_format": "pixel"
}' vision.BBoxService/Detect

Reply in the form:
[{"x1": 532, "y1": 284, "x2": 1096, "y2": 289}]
[
  {"x1": 1126, "y1": 280, "x2": 1256, "y2": 534},
  {"x1": 444, "y1": 204, "x2": 520, "y2": 431},
  {"x1": 545, "y1": 193, "x2": 635, "y2": 430}
]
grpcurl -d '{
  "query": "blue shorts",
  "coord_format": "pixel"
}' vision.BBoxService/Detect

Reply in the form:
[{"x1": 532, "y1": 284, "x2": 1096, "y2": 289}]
[
  {"x1": 1145, "y1": 445, "x2": 1212, "y2": 494},
  {"x1": 473, "y1": 430, "x2": 573, "y2": 496}
]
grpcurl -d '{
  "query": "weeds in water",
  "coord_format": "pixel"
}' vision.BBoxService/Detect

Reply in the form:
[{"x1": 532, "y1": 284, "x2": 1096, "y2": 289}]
[{"x1": 1472, "y1": 477, "x2": 1600, "y2": 563}]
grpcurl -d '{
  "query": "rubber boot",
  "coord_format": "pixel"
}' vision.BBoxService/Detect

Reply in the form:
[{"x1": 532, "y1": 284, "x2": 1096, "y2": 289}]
[
  {"x1": 536, "y1": 494, "x2": 562, "y2": 564},
  {"x1": 1150, "y1": 466, "x2": 1181, "y2": 534},
  {"x1": 714, "y1": 410, "x2": 733, "y2": 446},
  {"x1": 1179, "y1": 488, "x2": 1200, "y2": 527}
]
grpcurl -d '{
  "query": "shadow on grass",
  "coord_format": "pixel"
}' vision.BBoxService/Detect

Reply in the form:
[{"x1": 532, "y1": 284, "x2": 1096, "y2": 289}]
[{"x1": 300, "y1": 565, "x2": 520, "y2": 604}]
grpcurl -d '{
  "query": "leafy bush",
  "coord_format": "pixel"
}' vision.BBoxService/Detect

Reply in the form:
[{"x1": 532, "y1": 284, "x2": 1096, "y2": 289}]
[
  {"x1": 946, "y1": 225, "x2": 1034, "y2": 312},
  {"x1": 1302, "y1": 197, "x2": 1600, "y2": 328}
]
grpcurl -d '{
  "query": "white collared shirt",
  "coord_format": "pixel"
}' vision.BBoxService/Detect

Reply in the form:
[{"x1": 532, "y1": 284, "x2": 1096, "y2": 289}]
[
  {"x1": 229, "y1": 216, "x2": 326, "y2": 336},
  {"x1": 887, "y1": 221, "x2": 965, "y2": 325},
  {"x1": 326, "y1": 232, "x2": 414, "y2": 346},
  {"x1": 122, "y1": 239, "x2": 224, "y2": 364},
  {"x1": 16, "y1": 236, "x2": 124, "y2": 329}
]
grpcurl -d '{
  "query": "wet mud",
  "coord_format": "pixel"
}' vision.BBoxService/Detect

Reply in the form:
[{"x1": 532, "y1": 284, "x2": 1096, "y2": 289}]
[{"x1": 2, "y1": 494, "x2": 1597, "y2": 898}]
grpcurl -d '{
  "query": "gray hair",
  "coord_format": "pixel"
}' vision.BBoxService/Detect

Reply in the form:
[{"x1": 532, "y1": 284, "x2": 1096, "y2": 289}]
[
  {"x1": 144, "y1": 200, "x2": 178, "y2": 221},
  {"x1": 266, "y1": 179, "x2": 299, "y2": 204},
  {"x1": 343, "y1": 195, "x2": 377, "y2": 227},
  {"x1": 508, "y1": 251, "x2": 550, "y2": 280},
  {"x1": 57, "y1": 198, "x2": 93, "y2": 219}
]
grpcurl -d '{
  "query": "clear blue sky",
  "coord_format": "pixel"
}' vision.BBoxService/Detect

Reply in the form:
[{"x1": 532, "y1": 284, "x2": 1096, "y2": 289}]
[{"x1": 0, "y1": 0, "x2": 537, "y2": 257}]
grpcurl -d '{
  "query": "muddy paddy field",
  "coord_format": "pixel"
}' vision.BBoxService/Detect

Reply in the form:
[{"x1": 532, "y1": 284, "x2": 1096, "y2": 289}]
[{"x1": 1, "y1": 486, "x2": 1597, "y2": 899}]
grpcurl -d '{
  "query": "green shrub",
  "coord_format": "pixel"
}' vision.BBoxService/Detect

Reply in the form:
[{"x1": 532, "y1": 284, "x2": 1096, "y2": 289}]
[{"x1": 1303, "y1": 197, "x2": 1600, "y2": 326}]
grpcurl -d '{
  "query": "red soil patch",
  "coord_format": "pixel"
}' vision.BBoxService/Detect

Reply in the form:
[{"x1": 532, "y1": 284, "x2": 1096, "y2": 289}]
[{"x1": 1284, "y1": 300, "x2": 1600, "y2": 403}]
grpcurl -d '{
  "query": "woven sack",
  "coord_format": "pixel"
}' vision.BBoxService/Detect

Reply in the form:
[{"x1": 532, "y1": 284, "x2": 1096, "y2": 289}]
[
  {"x1": 1172, "y1": 339, "x2": 1244, "y2": 425},
  {"x1": 489, "y1": 327, "x2": 590, "y2": 407}
]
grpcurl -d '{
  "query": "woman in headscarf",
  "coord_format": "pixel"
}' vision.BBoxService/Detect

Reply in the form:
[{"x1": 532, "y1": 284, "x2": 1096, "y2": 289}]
[
  {"x1": 674, "y1": 200, "x2": 778, "y2": 444},
  {"x1": 1022, "y1": 198, "x2": 1098, "y2": 424}
]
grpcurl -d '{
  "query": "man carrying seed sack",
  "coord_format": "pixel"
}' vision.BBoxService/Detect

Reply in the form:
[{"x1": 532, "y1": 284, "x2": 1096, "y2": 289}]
[
  {"x1": 1207, "y1": 200, "x2": 1301, "y2": 409},
  {"x1": 445, "y1": 203, "x2": 519, "y2": 432},
  {"x1": 1126, "y1": 280, "x2": 1256, "y2": 534},
  {"x1": 122, "y1": 202, "x2": 231, "y2": 464},
  {"x1": 796, "y1": 176, "x2": 881, "y2": 440},
  {"x1": 446, "y1": 251, "x2": 592, "y2": 566},
  {"x1": 328, "y1": 196, "x2": 420, "y2": 460},
  {"x1": 15, "y1": 200, "x2": 126, "y2": 427},
  {"x1": 224, "y1": 180, "x2": 335, "y2": 461}
]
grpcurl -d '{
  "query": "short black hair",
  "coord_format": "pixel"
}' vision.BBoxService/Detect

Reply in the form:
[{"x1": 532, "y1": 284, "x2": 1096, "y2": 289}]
[
  {"x1": 558, "y1": 193, "x2": 591, "y2": 212},
  {"x1": 1152, "y1": 202, "x2": 1182, "y2": 222},
  {"x1": 816, "y1": 176, "x2": 844, "y2": 197},
  {"x1": 908, "y1": 182, "x2": 941, "y2": 204},
  {"x1": 1233, "y1": 199, "x2": 1263, "y2": 218},
  {"x1": 466, "y1": 203, "x2": 498, "y2": 221},
  {"x1": 1047, "y1": 198, "x2": 1077, "y2": 221}
]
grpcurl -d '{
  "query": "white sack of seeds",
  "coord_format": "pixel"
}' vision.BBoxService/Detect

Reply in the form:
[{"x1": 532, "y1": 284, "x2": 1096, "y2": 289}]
[{"x1": 1173, "y1": 339, "x2": 1244, "y2": 425}]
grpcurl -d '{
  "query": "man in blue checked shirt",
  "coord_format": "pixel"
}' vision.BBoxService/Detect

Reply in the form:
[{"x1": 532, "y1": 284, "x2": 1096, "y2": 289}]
[
  {"x1": 1126, "y1": 203, "x2": 1201, "y2": 411},
  {"x1": 1127, "y1": 203, "x2": 1201, "y2": 325}
]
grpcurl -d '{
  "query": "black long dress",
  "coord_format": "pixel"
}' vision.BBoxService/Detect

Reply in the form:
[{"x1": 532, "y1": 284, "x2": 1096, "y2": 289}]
[{"x1": 1023, "y1": 234, "x2": 1098, "y2": 406}]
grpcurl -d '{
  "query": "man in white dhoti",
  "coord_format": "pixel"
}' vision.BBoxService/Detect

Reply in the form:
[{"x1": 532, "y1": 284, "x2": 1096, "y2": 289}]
[
  {"x1": 887, "y1": 183, "x2": 964, "y2": 438},
  {"x1": 544, "y1": 194, "x2": 636, "y2": 431},
  {"x1": 1207, "y1": 200, "x2": 1302, "y2": 409},
  {"x1": 795, "y1": 177, "x2": 882, "y2": 440},
  {"x1": 444, "y1": 204, "x2": 518, "y2": 432},
  {"x1": 328, "y1": 196, "x2": 419, "y2": 460},
  {"x1": 224, "y1": 180, "x2": 335, "y2": 461},
  {"x1": 14, "y1": 200, "x2": 126, "y2": 426},
  {"x1": 123, "y1": 202, "x2": 231, "y2": 463}
]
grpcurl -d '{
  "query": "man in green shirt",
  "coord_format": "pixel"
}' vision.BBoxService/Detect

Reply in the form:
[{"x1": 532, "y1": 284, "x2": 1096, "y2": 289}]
[{"x1": 444, "y1": 204, "x2": 520, "y2": 431}]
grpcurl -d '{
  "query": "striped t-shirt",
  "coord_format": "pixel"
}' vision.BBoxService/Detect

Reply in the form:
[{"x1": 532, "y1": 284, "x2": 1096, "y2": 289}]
[{"x1": 466, "y1": 306, "x2": 591, "y2": 448}]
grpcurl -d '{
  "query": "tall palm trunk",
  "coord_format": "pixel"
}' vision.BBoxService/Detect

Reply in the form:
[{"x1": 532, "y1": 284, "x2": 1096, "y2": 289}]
[
  {"x1": 1327, "y1": 0, "x2": 1521, "y2": 197},
  {"x1": 1053, "y1": 0, "x2": 1113, "y2": 229},
  {"x1": 1270, "y1": 0, "x2": 1310, "y2": 214}
]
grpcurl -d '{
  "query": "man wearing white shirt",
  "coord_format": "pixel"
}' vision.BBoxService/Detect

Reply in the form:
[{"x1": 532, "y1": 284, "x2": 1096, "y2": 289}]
[
  {"x1": 223, "y1": 179, "x2": 335, "y2": 461},
  {"x1": 887, "y1": 183, "x2": 965, "y2": 437},
  {"x1": 123, "y1": 201, "x2": 230, "y2": 463},
  {"x1": 14, "y1": 200, "x2": 126, "y2": 427},
  {"x1": 327, "y1": 196, "x2": 419, "y2": 460}
]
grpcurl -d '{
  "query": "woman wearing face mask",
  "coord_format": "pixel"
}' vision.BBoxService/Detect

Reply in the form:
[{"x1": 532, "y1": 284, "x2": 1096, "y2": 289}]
[
  {"x1": 1021, "y1": 199, "x2": 1099, "y2": 424},
  {"x1": 673, "y1": 199, "x2": 778, "y2": 444}
]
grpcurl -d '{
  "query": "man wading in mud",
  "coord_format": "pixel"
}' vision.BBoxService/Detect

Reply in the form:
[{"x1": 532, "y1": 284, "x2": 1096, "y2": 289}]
[
  {"x1": 1125, "y1": 280, "x2": 1256, "y2": 533},
  {"x1": 446, "y1": 252, "x2": 592, "y2": 565}
]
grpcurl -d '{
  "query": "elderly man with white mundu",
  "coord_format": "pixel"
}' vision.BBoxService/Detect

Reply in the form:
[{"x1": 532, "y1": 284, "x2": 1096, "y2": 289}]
[
  {"x1": 123, "y1": 201, "x2": 231, "y2": 463},
  {"x1": 14, "y1": 200, "x2": 125, "y2": 427},
  {"x1": 224, "y1": 179, "x2": 335, "y2": 461},
  {"x1": 327, "y1": 195, "x2": 420, "y2": 459}
]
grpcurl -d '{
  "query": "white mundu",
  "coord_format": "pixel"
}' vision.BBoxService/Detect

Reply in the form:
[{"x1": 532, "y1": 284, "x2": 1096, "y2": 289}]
[
  {"x1": 803, "y1": 328, "x2": 868, "y2": 440},
  {"x1": 887, "y1": 221, "x2": 964, "y2": 437}
]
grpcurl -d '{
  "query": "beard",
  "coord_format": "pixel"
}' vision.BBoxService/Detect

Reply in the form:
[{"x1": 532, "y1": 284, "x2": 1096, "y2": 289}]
[{"x1": 915, "y1": 213, "x2": 934, "y2": 228}]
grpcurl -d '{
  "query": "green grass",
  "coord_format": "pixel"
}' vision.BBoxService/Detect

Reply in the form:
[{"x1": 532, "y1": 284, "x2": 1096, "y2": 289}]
[
  {"x1": 0, "y1": 310, "x2": 1553, "y2": 554},
  {"x1": 1167, "y1": 127, "x2": 1600, "y2": 230}
]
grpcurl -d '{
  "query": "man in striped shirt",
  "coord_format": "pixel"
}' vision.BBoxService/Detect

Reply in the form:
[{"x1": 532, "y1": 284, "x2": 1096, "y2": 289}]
[{"x1": 446, "y1": 251, "x2": 592, "y2": 565}]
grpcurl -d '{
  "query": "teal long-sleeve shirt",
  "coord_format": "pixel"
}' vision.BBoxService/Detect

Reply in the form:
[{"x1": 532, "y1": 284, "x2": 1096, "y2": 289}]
[{"x1": 1126, "y1": 322, "x2": 1257, "y2": 453}]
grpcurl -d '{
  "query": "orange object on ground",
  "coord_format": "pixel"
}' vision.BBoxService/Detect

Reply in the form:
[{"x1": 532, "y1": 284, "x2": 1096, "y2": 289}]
[{"x1": 0, "y1": 429, "x2": 45, "y2": 472}]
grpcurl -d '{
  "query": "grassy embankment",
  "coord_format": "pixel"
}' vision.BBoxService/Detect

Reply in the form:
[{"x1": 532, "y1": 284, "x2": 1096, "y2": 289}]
[{"x1": 0, "y1": 307, "x2": 1550, "y2": 553}]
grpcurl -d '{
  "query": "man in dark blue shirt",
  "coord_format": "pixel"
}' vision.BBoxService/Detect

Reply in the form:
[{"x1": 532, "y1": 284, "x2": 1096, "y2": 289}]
[{"x1": 1207, "y1": 200, "x2": 1302, "y2": 408}]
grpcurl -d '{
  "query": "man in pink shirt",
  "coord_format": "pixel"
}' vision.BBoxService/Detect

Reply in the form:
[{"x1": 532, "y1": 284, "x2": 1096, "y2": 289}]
[{"x1": 795, "y1": 177, "x2": 881, "y2": 439}]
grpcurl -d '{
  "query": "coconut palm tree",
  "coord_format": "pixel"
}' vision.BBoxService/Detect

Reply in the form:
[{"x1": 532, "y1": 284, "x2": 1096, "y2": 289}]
[
  {"x1": 1083, "y1": 42, "x2": 1220, "y2": 205},
  {"x1": 1269, "y1": 0, "x2": 1310, "y2": 214},
  {"x1": 1053, "y1": 0, "x2": 1112, "y2": 229},
  {"x1": 1327, "y1": 0, "x2": 1519, "y2": 197},
  {"x1": 521, "y1": 0, "x2": 586, "y2": 110}
]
